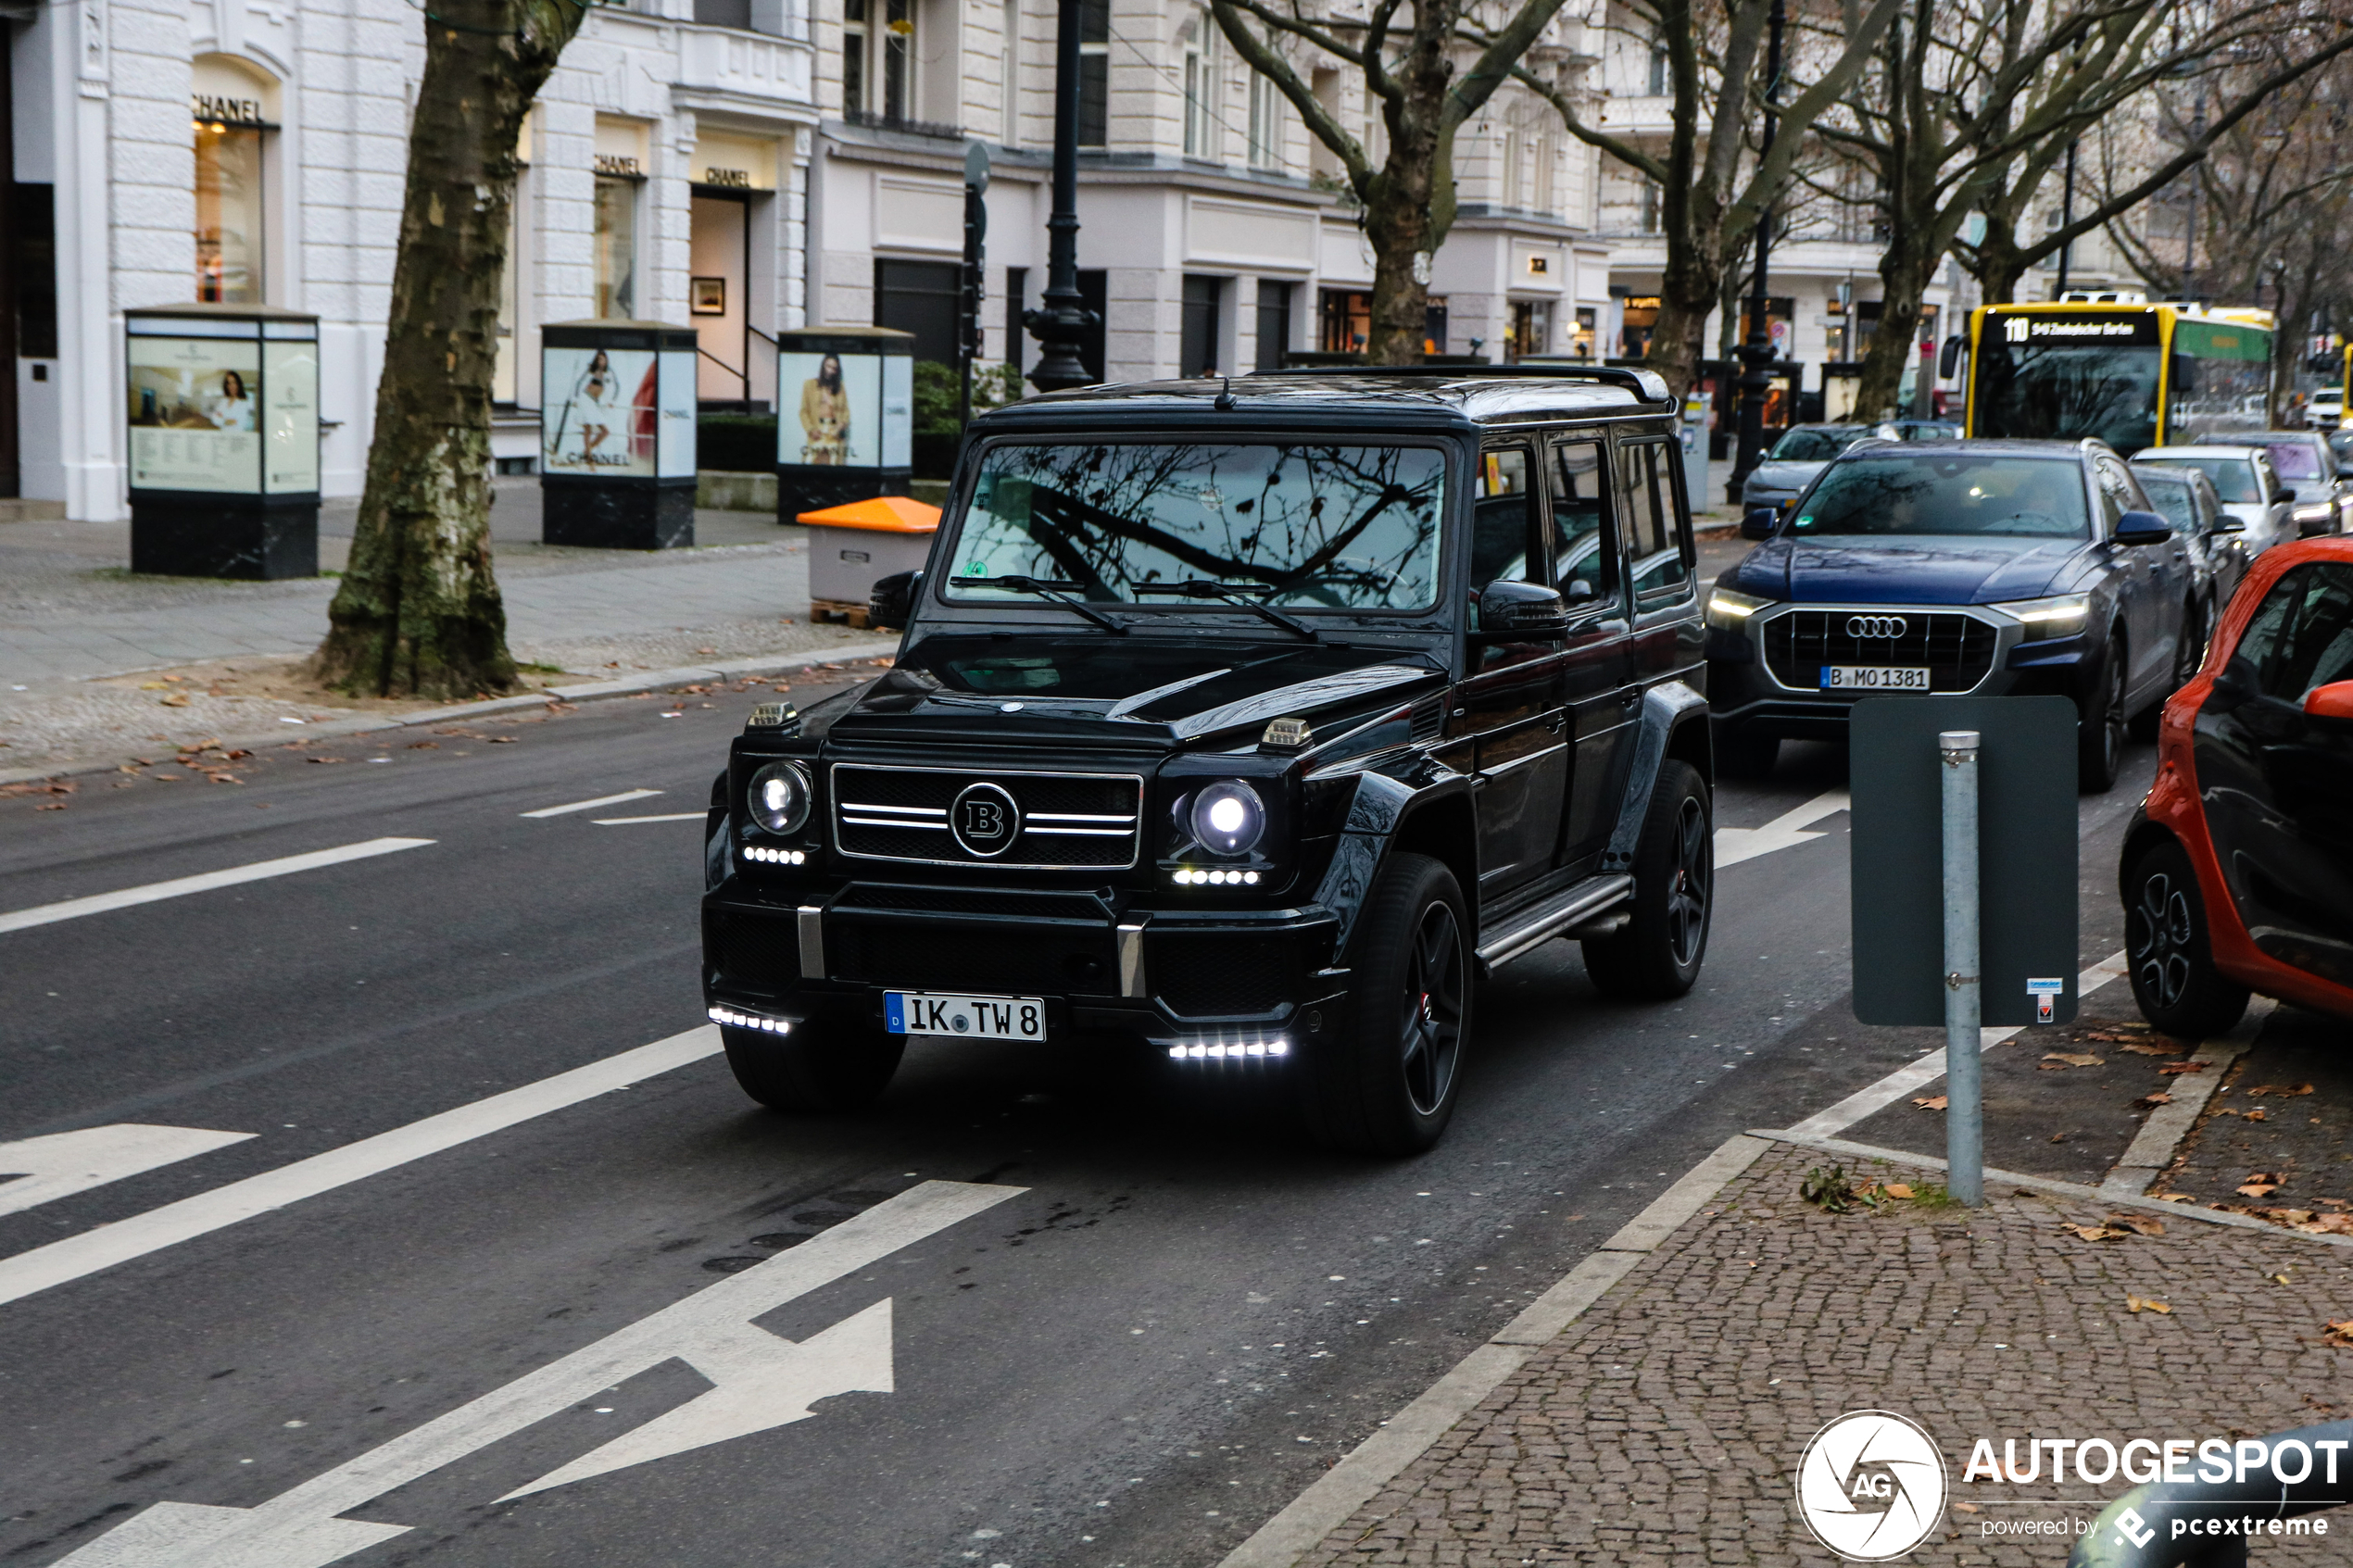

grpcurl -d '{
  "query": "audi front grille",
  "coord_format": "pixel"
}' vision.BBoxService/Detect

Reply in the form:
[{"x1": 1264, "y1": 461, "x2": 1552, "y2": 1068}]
[
  {"x1": 830, "y1": 764, "x2": 1145, "y2": 870},
  {"x1": 1762, "y1": 609, "x2": 1998, "y2": 693}
]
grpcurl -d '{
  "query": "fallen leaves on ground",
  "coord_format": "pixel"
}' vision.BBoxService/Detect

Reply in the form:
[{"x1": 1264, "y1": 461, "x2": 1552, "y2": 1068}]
[
  {"x1": 2325, "y1": 1320, "x2": 2353, "y2": 1348},
  {"x1": 1800, "y1": 1165, "x2": 1856, "y2": 1213},
  {"x1": 2064, "y1": 1223, "x2": 2131, "y2": 1242},
  {"x1": 2119, "y1": 1040, "x2": 2189, "y2": 1057},
  {"x1": 2246, "y1": 1109, "x2": 2268, "y2": 1122},
  {"x1": 2238, "y1": 1173, "x2": 2286, "y2": 1198},
  {"x1": 2127, "y1": 1297, "x2": 2172, "y2": 1314},
  {"x1": 2137, "y1": 1092, "x2": 2174, "y2": 1108},
  {"x1": 2043, "y1": 1051, "x2": 2104, "y2": 1068},
  {"x1": 1913, "y1": 1096, "x2": 1948, "y2": 1110},
  {"x1": 1882, "y1": 1184, "x2": 1915, "y2": 1200},
  {"x1": 2157, "y1": 1061, "x2": 2208, "y2": 1075},
  {"x1": 487, "y1": 736, "x2": 516, "y2": 744},
  {"x1": 2246, "y1": 1084, "x2": 2316, "y2": 1098},
  {"x1": 2108, "y1": 1213, "x2": 2166, "y2": 1236},
  {"x1": 158, "y1": 693, "x2": 191, "y2": 707}
]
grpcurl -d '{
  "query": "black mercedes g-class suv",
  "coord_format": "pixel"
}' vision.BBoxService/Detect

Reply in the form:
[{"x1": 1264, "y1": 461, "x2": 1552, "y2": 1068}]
[{"x1": 701, "y1": 366, "x2": 1715, "y2": 1154}]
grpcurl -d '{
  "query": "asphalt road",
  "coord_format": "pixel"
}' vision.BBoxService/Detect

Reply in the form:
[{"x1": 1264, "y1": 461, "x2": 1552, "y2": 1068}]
[{"x1": 0, "y1": 668, "x2": 2163, "y2": 1568}]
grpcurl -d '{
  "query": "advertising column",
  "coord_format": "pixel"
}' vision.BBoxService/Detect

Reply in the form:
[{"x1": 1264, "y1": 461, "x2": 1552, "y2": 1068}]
[
  {"x1": 125, "y1": 305, "x2": 321, "y2": 579},
  {"x1": 774, "y1": 326, "x2": 914, "y2": 525},
  {"x1": 539, "y1": 320, "x2": 700, "y2": 548}
]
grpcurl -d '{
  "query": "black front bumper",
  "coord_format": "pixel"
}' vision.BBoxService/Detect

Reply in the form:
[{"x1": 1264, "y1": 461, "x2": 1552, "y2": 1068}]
[{"x1": 702, "y1": 878, "x2": 1348, "y2": 1047}]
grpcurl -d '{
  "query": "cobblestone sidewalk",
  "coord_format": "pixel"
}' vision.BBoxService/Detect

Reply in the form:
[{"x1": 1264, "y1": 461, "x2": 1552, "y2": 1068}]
[{"x1": 1291, "y1": 1141, "x2": 2353, "y2": 1567}]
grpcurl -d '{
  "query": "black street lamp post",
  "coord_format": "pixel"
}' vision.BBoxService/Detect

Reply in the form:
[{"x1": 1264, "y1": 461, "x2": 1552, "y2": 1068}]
[
  {"x1": 1727, "y1": 0, "x2": 1786, "y2": 505},
  {"x1": 1024, "y1": 0, "x2": 1095, "y2": 391}
]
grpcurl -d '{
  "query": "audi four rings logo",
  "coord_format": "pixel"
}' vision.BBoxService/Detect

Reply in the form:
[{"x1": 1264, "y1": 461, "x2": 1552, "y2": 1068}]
[
  {"x1": 1846, "y1": 615, "x2": 1909, "y2": 639},
  {"x1": 950, "y1": 782, "x2": 1022, "y2": 857}
]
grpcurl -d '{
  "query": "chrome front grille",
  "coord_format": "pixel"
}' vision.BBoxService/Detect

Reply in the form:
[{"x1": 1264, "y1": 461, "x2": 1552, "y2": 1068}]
[
  {"x1": 830, "y1": 764, "x2": 1144, "y2": 870},
  {"x1": 1761, "y1": 608, "x2": 1998, "y2": 694}
]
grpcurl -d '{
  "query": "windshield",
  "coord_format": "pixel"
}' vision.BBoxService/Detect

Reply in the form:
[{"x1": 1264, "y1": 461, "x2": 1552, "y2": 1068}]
[
  {"x1": 1973, "y1": 342, "x2": 2160, "y2": 453},
  {"x1": 2133, "y1": 472, "x2": 2199, "y2": 532},
  {"x1": 2256, "y1": 440, "x2": 2323, "y2": 481},
  {"x1": 1793, "y1": 455, "x2": 2091, "y2": 539},
  {"x1": 2137, "y1": 456, "x2": 2259, "y2": 502},
  {"x1": 944, "y1": 442, "x2": 1447, "y2": 610},
  {"x1": 1770, "y1": 426, "x2": 1872, "y2": 462}
]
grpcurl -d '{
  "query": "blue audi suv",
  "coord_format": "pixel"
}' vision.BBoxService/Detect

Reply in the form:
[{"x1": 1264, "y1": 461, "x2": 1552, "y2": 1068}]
[{"x1": 1705, "y1": 438, "x2": 2201, "y2": 791}]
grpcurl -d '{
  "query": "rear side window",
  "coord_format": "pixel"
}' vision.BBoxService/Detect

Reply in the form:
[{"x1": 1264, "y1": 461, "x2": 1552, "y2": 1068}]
[
  {"x1": 1472, "y1": 444, "x2": 1540, "y2": 594},
  {"x1": 1615, "y1": 437, "x2": 1690, "y2": 599},
  {"x1": 1548, "y1": 436, "x2": 1617, "y2": 603}
]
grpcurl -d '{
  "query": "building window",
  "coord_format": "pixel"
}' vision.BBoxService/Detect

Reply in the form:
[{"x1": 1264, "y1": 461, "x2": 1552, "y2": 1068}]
[
  {"x1": 1247, "y1": 72, "x2": 1279, "y2": 168},
  {"x1": 1506, "y1": 300, "x2": 1550, "y2": 363},
  {"x1": 1181, "y1": 275, "x2": 1222, "y2": 376},
  {"x1": 1501, "y1": 129, "x2": 1521, "y2": 208},
  {"x1": 1638, "y1": 178, "x2": 1661, "y2": 234},
  {"x1": 594, "y1": 175, "x2": 637, "y2": 318},
  {"x1": 1533, "y1": 134, "x2": 1554, "y2": 215},
  {"x1": 1647, "y1": 37, "x2": 1667, "y2": 95},
  {"x1": 843, "y1": 0, "x2": 868, "y2": 116},
  {"x1": 1254, "y1": 281, "x2": 1291, "y2": 370},
  {"x1": 1182, "y1": 20, "x2": 1209, "y2": 158},
  {"x1": 1005, "y1": 265, "x2": 1027, "y2": 372},
  {"x1": 882, "y1": 0, "x2": 912, "y2": 120},
  {"x1": 1077, "y1": 0, "x2": 1109, "y2": 146},
  {"x1": 194, "y1": 117, "x2": 265, "y2": 303},
  {"x1": 875, "y1": 257, "x2": 963, "y2": 364},
  {"x1": 1001, "y1": 0, "x2": 1021, "y2": 144}
]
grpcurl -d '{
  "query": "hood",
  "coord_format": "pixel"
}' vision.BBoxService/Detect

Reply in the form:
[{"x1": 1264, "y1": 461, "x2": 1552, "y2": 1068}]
[
  {"x1": 815, "y1": 635, "x2": 1448, "y2": 751},
  {"x1": 1729, "y1": 533, "x2": 2092, "y2": 605},
  {"x1": 1742, "y1": 460, "x2": 1826, "y2": 495}
]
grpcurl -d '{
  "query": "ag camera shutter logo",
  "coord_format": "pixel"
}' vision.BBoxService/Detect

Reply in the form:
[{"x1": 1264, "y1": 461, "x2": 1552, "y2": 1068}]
[{"x1": 1795, "y1": 1410, "x2": 1948, "y2": 1560}]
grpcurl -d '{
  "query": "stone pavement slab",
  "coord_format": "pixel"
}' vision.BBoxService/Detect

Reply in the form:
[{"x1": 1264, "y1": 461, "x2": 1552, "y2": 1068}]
[{"x1": 1287, "y1": 1141, "x2": 2353, "y2": 1567}]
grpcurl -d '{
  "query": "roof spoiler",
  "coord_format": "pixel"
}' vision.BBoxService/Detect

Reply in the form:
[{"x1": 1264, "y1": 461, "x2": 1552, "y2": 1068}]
[{"x1": 1247, "y1": 361, "x2": 1674, "y2": 407}]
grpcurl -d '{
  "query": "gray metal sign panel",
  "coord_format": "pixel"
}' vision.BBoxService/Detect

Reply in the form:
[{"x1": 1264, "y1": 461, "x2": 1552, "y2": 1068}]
[{"x1": 1850, "y1": 695, "x2": 2080, "y2": 1027}]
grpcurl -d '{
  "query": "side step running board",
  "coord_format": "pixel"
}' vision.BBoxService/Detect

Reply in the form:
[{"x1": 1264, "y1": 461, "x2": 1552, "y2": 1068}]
[{"x1": 1475, "y1": 874, "x2": 1634, "y2": 972}]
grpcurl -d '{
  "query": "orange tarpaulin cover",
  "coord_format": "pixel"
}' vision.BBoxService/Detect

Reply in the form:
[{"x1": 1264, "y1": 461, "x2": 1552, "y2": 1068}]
[{"x1": 795, "y1": 495, "x2": 941, "y2": 533}]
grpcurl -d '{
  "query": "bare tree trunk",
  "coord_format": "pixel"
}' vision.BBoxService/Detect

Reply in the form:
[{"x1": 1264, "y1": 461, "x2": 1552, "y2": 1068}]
[{"x1": 314, "y1": 0, "x2": 585, "y2": 698}]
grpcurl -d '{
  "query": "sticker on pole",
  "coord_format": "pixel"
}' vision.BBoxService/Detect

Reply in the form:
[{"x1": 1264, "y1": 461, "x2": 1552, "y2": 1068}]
[{"x1": 2026, "y1": 976, "x2": 2065, "y2": 1024}]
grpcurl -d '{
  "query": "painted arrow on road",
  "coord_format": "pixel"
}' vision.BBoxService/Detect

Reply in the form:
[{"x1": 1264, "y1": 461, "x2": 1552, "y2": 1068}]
[
  {"x1": 0, "y1": 1124, "x2": 255, "y2": 1220},
  {"x1": 59, "y1": 1179, "x2": 1023, "y2": 1568}
]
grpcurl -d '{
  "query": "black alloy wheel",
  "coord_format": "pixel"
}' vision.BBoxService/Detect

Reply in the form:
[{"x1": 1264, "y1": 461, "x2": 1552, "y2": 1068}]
[
  {"x1": 1301, "y1": 852, "x2": 1474, "y2": 1156},
  {"x1": 2078, "y1": 634, "x2": 2126, "y2": 793},
  {"x1": 1584, "y1": 760, "x2": 1713, "y2": 999},
  {"x1": 2123, "y1": 839, "x2": 2249, "y2": 1039}
]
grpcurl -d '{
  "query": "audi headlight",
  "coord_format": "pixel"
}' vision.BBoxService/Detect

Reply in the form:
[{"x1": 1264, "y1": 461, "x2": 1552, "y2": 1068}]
[
  {"x1": 1189, "y1": 780, "x2": 1266, "y2": 856},
  {"x1": 1707, "y1": 588, "x2": 1770, "y2": 630},
  {"x1": 747, "y1": 760, "x2": 812, "y2": 835},
  {"x1": 1991, "y1": 593, "x2": 2091, "y2": 639}
]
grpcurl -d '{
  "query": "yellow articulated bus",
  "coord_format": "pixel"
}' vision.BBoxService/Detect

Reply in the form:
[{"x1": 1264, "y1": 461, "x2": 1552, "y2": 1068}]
[{"x1": 1965, "y1": 296, "x2": 2274, "y2": 457}]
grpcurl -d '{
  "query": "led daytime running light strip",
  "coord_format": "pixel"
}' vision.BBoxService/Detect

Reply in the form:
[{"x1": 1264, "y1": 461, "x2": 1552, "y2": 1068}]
[
  {"x1": 1167, "y1": 1037, "x2": 1290, "y2": 1060},
  {"x1": 746, "y1": 847, "x2": 808, "y2": 865},
  {"x1": 709, "y1": 1006, "x2": 792, "y2": 1034},
  {"x1": 1172, "y1": 867, "x2": 1260, "y2": 885}
]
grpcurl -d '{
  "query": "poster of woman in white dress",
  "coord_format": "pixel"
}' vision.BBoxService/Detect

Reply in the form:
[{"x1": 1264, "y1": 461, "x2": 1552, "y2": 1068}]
[{"x1": 544, "y1": 346, "x2": 661, "y2": 476}]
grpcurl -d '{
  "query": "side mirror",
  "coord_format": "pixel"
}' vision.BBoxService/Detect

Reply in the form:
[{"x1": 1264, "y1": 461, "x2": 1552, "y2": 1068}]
[
  {"x1": 1561, "y1": 578, "x2": 1601, "y2": 607},
  {"x1": 1476, "y1": 579, "x2": 1569, "y2": 639},
  {"x1": 2210, "y1": 656, "x2": 2260, "y2": 710},
  {"x1": 2209, "y1": 516, "x2": 2245, "y2": 533},
  {"x1": 2272, "y1": 484, "x2": 2295, "y2": 504},
  {"x1": 2307, "y1": 680, "x2": 2353, "y2": 721},
  {"x1": 2112, "y1": 510, "x2": 2172, "y2": 546},
  {"x1": 1741, "y1": 506, "x2": 1780, "y2": 540},
  {"x1": 869, "y1": 569, "x2": 921, "y2": 632}
]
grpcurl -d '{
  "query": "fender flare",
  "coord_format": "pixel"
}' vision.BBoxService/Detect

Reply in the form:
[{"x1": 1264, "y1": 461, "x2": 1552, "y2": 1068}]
[
  {"x1": 1313, "y1": 768, "x2": 1478, "y2": 960},
  {"x1": 1601, "y1": 681, "x2": 1710, "y2": 875}
]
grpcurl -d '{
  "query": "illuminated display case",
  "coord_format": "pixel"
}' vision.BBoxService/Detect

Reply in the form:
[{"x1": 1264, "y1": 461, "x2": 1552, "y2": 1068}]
[
  {"x1": 774, "y1": 326, "x2": 913, "y2": 524},
  {"x1": 540, "y1": 320, "x2": 699, "y2": 548},
  {"x1": 125, "y1": 304, "x2": 321, "y2": 579}
]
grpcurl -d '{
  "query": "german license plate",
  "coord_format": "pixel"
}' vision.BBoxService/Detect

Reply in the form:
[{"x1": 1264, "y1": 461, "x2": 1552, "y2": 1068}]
[
  {"x1": 885, "y1": 991, "x2": 1046, "y2": 1040},
  {"x1": 1821, "y1": 665, "x2": 1930, "y2": 691}
]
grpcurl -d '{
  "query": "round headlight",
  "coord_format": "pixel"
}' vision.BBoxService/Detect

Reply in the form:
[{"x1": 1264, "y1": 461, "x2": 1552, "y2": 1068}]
[
  {"x1": 747, "y1": 760, "x2": 812, "y2": 835},
  {"x1": 1189, "y1": 780, "x2": 1265, "y2": 856}
]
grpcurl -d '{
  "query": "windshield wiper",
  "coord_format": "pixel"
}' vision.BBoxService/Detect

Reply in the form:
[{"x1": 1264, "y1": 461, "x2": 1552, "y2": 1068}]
[
  {"x1": 970, "y1": 576, "x2": 1128, "y2": 634},
  {"x1": 1132, "y1": 580, "x2": 1319, "y2": 641}
]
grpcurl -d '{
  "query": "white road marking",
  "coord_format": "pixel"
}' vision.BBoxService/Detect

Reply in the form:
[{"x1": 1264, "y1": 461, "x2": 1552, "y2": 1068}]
[
  {"x1": 1714, "y1": 789, "x2": 1849, "y2": 870},
  {"x1": 591, "y1": 812, "x2": 707, "y2": 825},
  {"x1": 1783, "y1": 948, "x2": 2130, "y2": 1140},
  {"x1": 0, "y1": 1028, "x2": 722, "y2": 1310},
  {"x1": 0, "y1": 1124, "x2": 256, "y2": 1219},
  {"x1": 59, "y1": 1181, "x2": 1024, "y2": 1568},
  {"x1": 0, "y1": 838, "x2": 435, "y2": 937},
  {"x1": 520, "y1": 789, "x2": 663, "y2": 819}
]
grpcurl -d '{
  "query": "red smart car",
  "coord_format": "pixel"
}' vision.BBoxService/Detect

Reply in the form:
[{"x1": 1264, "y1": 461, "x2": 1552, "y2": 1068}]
[{"x1": 2122, "y1": 534, "x2": 2353, "y2": 1035}]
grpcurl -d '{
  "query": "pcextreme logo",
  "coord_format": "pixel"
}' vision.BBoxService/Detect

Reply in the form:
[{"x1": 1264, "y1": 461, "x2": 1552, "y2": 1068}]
[{"x1": 1795, "y1": 1410, "x2": 1949, "y2": 1561}]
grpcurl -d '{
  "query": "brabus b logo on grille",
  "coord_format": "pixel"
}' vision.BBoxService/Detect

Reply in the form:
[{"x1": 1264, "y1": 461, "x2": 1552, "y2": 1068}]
[
  {"x1": 950, "y1": 782, "x2": 1022, "y2": 857},
  {"x1": 1847, "y1": 615, "x2": 1908, "y2": 639}
]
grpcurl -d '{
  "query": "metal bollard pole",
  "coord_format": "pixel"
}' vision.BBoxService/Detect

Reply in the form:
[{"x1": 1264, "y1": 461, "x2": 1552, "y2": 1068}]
[{"x1": 1941, "y1": 730, "x2": 1983, "y2": 1206}]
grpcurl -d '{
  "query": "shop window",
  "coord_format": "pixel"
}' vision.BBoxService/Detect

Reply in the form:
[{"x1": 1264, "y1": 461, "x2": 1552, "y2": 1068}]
[
  {"x1": 1181, "y1": 275, "x2": 1222, "y2": 376},
  {"x1": 1617, "y1": 295, "x2": 1659, "y2": 358},
  {"x1": 1254, "y1": 281, "x2": 1291, "y2": 370},
  {"x1": 1506, "y1": 300, "x2": 1550, "y2": 363},
  {"x1": 595, "y1": 175, "x2": 638, "y2": 319},
  {"x1": 1077, "y1": 0, "x2": 1109, "y2": 146},
  {"x1": 1569, "y1": 306, "x2": 1596, "y2": 361},
  {"x1": 194, "y1": 114, "x2": 266, "y2": 303}
]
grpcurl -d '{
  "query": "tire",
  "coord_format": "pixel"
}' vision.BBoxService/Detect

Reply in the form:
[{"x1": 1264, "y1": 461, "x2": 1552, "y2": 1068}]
[
  {"x1": 1583, "y1": 760, "x2": 1714, "y2": 999},
  {"x1": 1717, "y1": 729, "x2": 1780, "y2": 781},
  {"x1": 2131, "y1": 599, "x2": 2205, "y2": 742},
  {"x1": 2078, "y1": 633, "x2": 2126, "y2": 794},
  {"x1": 722, "y1": 1019, "x2": 906, "y2": 1112},
  {"x1": 2124, "y1": 839, "x2": 2249, "y2": 1039},
  {"x1": 1299, "y1": 852, "x2": 1473, "y2": 1157}
]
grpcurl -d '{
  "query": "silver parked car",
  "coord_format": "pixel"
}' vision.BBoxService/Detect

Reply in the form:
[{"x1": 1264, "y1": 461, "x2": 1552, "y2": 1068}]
[
  {"x1": 2130, "y1": 464, "x2": 2242, "y2": 623},
  {"x1": 1738, "y1": 422, "x2": 1898, "y2": 512},
  {"x1": 2236, "y1": 430, "x2": 2353, "y2": 534},
  {"x1": 2130, "y1": 447, "x2": 2296, "y2": 559}
]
